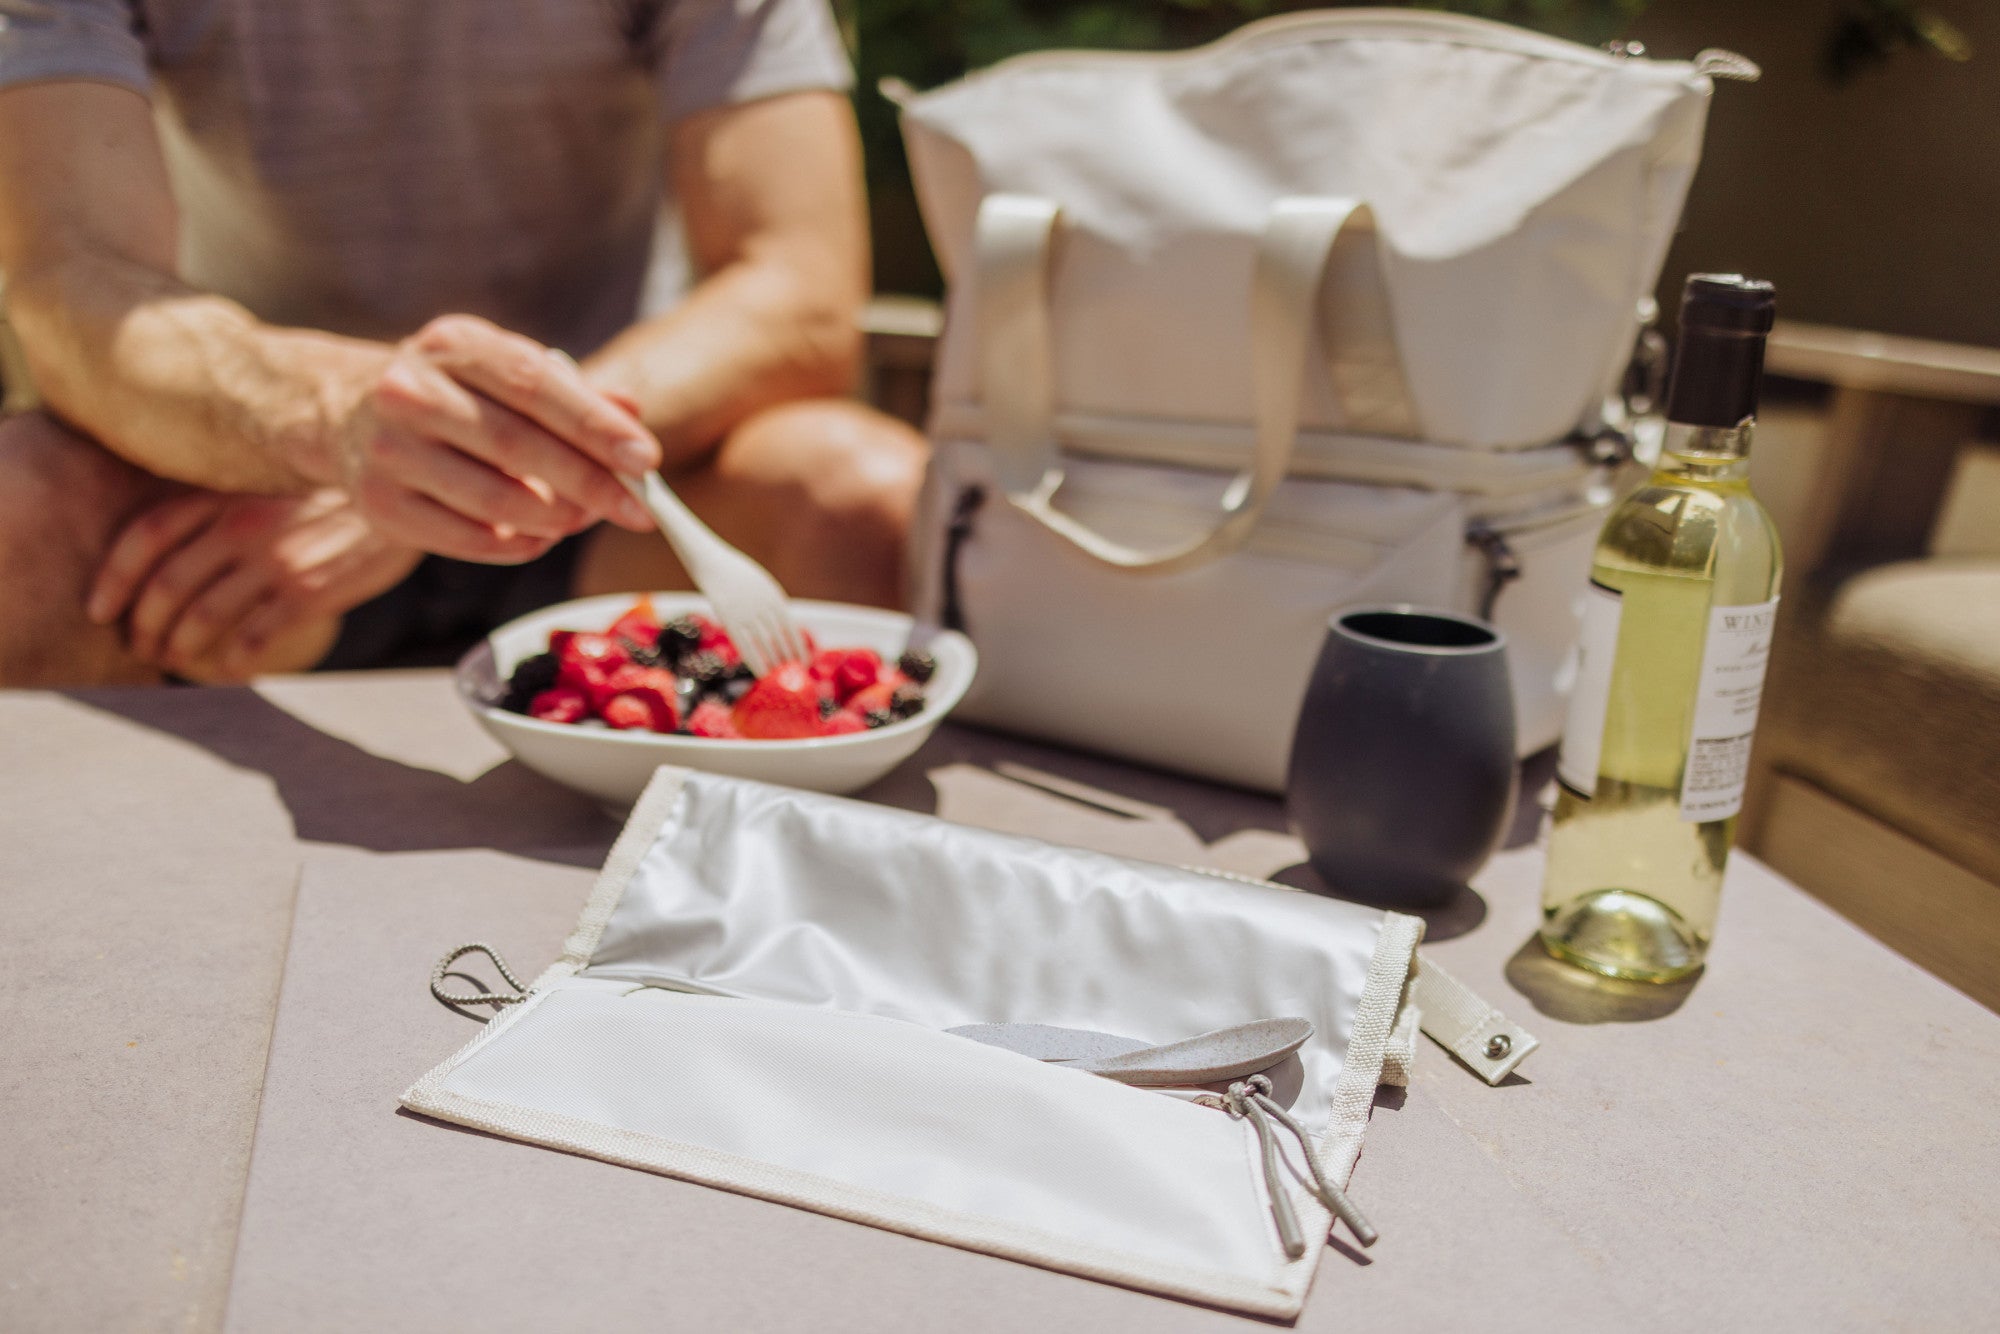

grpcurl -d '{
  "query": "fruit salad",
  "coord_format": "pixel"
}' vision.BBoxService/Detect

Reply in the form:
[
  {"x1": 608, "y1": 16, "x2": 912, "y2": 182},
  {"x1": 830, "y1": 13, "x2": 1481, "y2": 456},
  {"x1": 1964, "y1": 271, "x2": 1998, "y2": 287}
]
[{"x1": 495, "y1": 596, "x2": 934, "y2": 740}]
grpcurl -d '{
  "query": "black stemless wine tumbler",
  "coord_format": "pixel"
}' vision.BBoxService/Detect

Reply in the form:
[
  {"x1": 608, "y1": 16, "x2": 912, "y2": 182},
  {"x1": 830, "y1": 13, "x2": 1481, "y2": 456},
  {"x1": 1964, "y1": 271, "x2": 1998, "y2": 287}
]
[{"x1": 1286, "y1": 606, "x2": 1517, "y2": 910}]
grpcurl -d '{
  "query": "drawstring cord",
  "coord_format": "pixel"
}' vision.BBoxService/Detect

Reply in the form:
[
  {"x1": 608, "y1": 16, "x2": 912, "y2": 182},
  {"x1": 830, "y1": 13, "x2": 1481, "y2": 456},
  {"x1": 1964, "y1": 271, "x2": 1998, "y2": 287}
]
[
  {"x1": 431, "y1": 943, "x2": 528, "y2": 1012},
  {"x1": 1206, "y1": 1074, "x2": 1379, "y2": 1256}
]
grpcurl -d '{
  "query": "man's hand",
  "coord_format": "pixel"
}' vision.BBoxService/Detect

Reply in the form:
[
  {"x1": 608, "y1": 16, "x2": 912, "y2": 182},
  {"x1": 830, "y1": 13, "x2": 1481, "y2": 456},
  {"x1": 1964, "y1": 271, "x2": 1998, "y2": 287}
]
[
  {"x1": 86, "y1": 488, "x2": 424, "y2": 681},
  {"x1": 0, "y1": 85, "x2": 665, "y2": 565},
  {"x1": 332, "y1": 314, "x2": 661, "y2": 563}
]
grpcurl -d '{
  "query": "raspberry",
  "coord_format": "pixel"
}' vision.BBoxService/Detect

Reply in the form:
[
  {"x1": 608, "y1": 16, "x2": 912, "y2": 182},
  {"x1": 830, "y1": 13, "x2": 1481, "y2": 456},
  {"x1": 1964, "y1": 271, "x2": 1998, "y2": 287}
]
[
  {"x1": 527, "y1": 686, "x2": 590, "y2": 724},
  {"x1": 732, "y1": 661, "x2": 822, "y2": 739},
  {"x1": 808, "y1": 648, "x2": 847, "y2": 682},
  {"x1": 833, "y1": 651, "x2": 883, "y2": 704},
  {"x1": 685, "y1": 699, "x2": 739, "y2": 738}
]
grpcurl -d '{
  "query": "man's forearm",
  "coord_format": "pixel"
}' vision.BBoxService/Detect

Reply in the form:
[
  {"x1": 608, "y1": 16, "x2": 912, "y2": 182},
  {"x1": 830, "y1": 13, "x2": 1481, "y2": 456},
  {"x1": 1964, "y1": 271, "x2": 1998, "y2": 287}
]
[
  {"x1": 9, "y1": 244, "x2": 383, "y2": 493},
  {"x1": 581, "y1": 250, "x2": 863, "y2": 473}
]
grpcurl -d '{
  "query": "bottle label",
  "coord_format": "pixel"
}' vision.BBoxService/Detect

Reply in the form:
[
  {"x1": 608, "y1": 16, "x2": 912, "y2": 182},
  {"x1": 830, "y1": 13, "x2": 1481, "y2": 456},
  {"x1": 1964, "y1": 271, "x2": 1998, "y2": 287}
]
[
  {"x1": 1556, "y1": 580, "x2": 1623, "y2": 798},
  {"x1": 1679, "y1": 598, "x2": 1780, "y2": 822}
]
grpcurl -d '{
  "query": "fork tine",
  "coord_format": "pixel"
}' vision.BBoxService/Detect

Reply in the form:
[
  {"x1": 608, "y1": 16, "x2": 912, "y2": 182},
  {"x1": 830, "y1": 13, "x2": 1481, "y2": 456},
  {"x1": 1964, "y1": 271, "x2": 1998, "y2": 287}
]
[
  {"x1": 757, "y1": 613, "x2": 803, "y2": 668},
  {"x1": 735, "y1": 620, "x2": 774, "y2": 677},
  {"x1": 775, "y1": 615, "x2": 811, "y2": 666},
  {"x1": 745, "y1": 615, "x2": 790, "y2": 675}
]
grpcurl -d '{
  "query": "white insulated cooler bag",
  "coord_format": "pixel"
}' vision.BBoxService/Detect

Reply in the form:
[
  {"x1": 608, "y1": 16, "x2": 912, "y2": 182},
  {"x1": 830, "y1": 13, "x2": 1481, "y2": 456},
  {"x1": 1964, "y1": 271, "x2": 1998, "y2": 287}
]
[{"x1": 894, "y1": 9, "x2": 1755, "y2": 790}]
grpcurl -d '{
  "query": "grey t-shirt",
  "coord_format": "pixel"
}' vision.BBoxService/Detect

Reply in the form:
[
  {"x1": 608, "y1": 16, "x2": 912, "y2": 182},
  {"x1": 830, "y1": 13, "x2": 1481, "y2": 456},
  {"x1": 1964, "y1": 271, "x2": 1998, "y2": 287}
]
[{"x1": 0, "y1": 0, "x2": 852, "y2": 354}]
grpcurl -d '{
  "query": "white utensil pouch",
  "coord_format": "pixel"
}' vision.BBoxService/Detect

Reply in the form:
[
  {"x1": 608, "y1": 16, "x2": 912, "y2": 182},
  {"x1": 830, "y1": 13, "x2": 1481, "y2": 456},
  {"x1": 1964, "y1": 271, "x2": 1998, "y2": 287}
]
[{"x1": 403, "y1": 767, "x2": 1472, "y2": 1317}]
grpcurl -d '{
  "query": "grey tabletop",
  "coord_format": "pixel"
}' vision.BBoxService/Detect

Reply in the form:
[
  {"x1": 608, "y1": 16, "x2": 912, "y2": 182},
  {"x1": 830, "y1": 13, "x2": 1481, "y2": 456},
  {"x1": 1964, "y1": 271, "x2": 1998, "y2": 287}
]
[{"x1": 4, "y1": 671, "x2": 1996, "y2": 1333}]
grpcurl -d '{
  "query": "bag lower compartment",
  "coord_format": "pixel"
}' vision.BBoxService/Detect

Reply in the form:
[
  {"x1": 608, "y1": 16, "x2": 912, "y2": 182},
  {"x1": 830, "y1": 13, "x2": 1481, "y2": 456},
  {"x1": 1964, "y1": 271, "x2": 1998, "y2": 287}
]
[{"x1": 917, "y1": 438, "x2": 1613, "y2": 790}]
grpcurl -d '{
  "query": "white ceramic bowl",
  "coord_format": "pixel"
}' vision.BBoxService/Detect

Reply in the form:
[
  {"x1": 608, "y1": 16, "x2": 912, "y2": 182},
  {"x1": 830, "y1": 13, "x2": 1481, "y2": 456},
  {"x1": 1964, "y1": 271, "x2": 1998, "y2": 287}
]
[{"x1": 456, "y1": 593, "x2": 976, "y2": 805}]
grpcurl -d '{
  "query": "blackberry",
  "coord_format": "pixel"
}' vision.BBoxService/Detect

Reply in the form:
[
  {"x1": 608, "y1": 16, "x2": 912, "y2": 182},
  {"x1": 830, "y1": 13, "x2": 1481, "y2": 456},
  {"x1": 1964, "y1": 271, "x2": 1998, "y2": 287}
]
[
  {"x1": 627, "y1": 643, "x2": 668, "y2": 669},
  {"x1": 500, "y1": 651, "x2": 559, "y2": 713},
  {"x1": 657, "y1": 616, "x2": 703, "y2": 661},
  {"x1": 897, "y1": 648, "x2": 937, "y2": 684},
  {"x1": 721, "y1": 674, "x2": 755, "y2": 703},
  {"x1": 890, "y1": 683, "x2": 927, "y2": 719},
  {"x1": 680, "y1": 650, "x2": 729, "y2": 687},
  {"x1": 863, "y1": 709, "x2": 895, "y2": 729},
  {"x1": 818, "y1": 696, "x2": 840, "y2": 720}
]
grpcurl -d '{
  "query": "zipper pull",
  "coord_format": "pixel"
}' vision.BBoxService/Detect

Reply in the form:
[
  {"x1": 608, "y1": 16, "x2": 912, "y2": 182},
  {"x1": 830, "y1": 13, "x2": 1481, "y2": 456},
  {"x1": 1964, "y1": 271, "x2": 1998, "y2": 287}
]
[{"x1": 1467, "y1": 524, "x2": 1523, "y2": 622}]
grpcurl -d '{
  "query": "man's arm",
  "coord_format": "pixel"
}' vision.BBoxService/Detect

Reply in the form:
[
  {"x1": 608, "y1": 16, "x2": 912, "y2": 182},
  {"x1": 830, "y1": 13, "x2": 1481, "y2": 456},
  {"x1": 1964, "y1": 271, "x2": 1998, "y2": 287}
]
[
  {"x1": 0, "y1": 81, "x2": 659, "y2": 561},
  {"x1": 583, "y1": 90, "x2": 869, "y2": 469},
  {"x1": 0, "y1": 80, "x2": 344, "y2": 492}
]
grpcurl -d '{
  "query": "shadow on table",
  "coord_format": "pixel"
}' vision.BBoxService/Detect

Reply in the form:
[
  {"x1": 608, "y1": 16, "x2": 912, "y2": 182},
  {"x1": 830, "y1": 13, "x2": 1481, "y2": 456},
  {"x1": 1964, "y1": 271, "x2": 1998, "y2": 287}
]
[
  {"x1": 63, "y1": 686, "x2": 615, "y2": 865},
  {"x1": 1502, "y1": 935, "x2": 1697, "y2": 1023},
  {"x1": 1269, "y1": 862, "x2": 1490, "y2": 941},
  {"x1": 861, "y1": 720, "x2": 1295, "y2": 839}
]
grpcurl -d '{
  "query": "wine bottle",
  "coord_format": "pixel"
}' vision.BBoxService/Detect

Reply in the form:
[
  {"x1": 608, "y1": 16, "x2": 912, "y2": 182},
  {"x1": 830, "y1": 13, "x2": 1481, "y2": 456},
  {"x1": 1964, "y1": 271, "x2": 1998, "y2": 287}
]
[{"x1": 1538, "y1": 274, "x2": 1783, "y2": 982}]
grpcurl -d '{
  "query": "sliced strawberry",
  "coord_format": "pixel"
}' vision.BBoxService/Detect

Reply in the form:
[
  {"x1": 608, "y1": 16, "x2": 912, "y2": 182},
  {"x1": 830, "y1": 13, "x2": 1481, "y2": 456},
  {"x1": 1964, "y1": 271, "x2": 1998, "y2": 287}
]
[
  {"x1": 607, "y1": 595, "x2": 661, "y2": 648},
  {"x1": 552, "y1": 632, "x2": 632, "y2": 704},
  {"x1": 595, "y1": 663, "x2": 680, "y2": 722},
  {"x1": 556, "y1": 656, "x2": 610, "y2": 701},
  {"x1": 555, "y1": 631, "x2": 629, "y2": 669},
  {"x1": 600, "y1": 662, "x2": 677, "y2": 698},
  {"x1": 733, "y1": 661, "x2": 823, "y2": 739},
  {"x1": 602, "y1": 689, "x2": 678, "y2": 732},
  {"x1": 845, "y1": 679, "x2": 898, "y2": 719},
  {"x1": 685, "y1": 699, "x2": 740, "y2": 739},
  {"x1": 819, "y1": 711, "x2": 866, "y2": 736},
  {"x1": 694, "y1": 616, "x2": 734, "y2": 652},
  {"x1": 527, "y1": 686, "x2": 591, "y2": 724}
]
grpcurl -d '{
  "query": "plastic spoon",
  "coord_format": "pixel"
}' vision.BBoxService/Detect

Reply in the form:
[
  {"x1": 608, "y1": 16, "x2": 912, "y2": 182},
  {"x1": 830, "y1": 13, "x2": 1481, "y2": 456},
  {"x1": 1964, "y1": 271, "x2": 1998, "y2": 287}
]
[{"x1": 948, "y1": 1016, "x2": 1313, "y2": 1086}]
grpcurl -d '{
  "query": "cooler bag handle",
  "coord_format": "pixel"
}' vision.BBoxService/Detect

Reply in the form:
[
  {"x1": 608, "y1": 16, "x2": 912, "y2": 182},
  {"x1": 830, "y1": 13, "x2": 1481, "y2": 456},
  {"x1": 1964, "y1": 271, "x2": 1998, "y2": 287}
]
[{"x1": 975, "y1": 193, "x2": 1382, "y2": 575}]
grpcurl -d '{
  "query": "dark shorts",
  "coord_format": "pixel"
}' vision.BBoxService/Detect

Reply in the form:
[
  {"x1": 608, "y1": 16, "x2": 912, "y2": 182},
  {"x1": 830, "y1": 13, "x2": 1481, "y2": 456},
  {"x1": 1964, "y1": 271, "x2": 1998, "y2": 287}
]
[{"x1": 318, "y1": 534, "x2": 587, "y2": 671}]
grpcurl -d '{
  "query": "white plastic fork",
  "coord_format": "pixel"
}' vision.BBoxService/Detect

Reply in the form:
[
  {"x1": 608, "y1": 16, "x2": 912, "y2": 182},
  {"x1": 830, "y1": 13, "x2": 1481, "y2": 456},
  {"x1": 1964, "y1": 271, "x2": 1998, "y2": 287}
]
[
  {"x1": 542, "y1": 347, "x2": 811, "y2": 674},
  {"x1": 615, "y1": 470, "x2": 813, "y2": 676}
]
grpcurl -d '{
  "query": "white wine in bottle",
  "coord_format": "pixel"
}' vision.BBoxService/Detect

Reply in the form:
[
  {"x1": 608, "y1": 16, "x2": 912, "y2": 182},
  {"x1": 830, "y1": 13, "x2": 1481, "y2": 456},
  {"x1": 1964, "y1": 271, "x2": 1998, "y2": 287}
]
[{"x1": 1539, "y1": 274, "x2": 1782, "y2": 982}]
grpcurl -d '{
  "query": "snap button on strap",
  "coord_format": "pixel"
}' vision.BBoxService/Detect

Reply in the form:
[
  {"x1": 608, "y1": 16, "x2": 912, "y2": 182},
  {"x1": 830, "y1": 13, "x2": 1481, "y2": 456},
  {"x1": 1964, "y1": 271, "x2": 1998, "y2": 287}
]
[{"x1": 430, "y1": 942, "x2": 528, "y2": 1013}]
